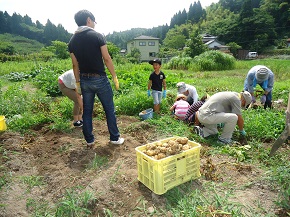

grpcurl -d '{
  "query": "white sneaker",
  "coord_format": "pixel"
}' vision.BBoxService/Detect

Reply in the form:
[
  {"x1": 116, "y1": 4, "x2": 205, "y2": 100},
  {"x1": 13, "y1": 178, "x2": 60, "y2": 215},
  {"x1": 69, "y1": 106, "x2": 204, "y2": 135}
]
[
  {"x1": 87, "y1": 142, "x2": 94, "y2": 148},
  {"x1": 110, "y1": 138, "x2": 125, "y2": 145}
]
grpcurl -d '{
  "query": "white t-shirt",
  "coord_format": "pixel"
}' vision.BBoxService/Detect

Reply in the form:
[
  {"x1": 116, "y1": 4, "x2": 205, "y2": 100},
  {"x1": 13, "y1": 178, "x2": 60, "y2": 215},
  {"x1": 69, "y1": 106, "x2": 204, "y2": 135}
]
[
  {"x1": 58, "y1": 69, "x2": 76, "y2": 89},
  {"x1": 186, "y1": 84, "x2": 199, "y2": 104}
]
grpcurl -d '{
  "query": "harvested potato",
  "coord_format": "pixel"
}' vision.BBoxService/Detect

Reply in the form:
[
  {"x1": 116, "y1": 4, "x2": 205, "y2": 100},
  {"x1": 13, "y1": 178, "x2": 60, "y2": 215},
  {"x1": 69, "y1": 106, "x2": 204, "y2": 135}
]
[
  {"x1": 180, "y1": 137, "x2": 188, "y2": 145},
  {"x1": 143, "y1": 137, "x2": 192, "y2": 159}
]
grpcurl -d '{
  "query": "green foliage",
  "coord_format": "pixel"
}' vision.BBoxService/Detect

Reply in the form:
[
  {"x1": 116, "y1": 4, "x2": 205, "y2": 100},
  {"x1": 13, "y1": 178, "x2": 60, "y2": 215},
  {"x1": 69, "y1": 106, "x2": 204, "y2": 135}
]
[
  {"x1": 115, "y1": 90, "x2": 152, "y2": 116},
  {"x1": 166, "y1": 56, "x2": 193, "y2": 70},
  {"x1": 0, "y1": 33, "x2": 44, "y2": 54},
  {"x1": 42, "y1": 40, "x2": 70, "y2": 59},
  {"x1": 55, "y1": 186, "x2": 96, "y2": 217},
  {"x1": 163, "y1": 28, "x2": 186, "y2": 49},
  {"x1": 107, "y1": 42, "x2": 120, "y2": 59},
  {"x1": 226, "y1": 42, "x2": 242, "y2": 58},
  {"x1": 165, "y1": 183, "x2": 243, "y2": 216},
  {"x1": 126, "y1": 47, "x2": 141, "y2": 63},
  {"x1": 4, "y1": 71, "x2": 31, "y2": 81},
  {"x1": 33, "y1": 67, "x2": 62, "y2": 97},
  {"x1": 185, "y1": 29, "x2": 208, "y2": 58},
  {"x1": 86, "y1": 153, "x2": 109, "y2": 170},
  {"x1": 0, "y1": 83, "x2": 33, "y2": 117},
  {"x1": 244, "y1": 108, "x2": 285, "y2": 141},
  {"x1": 20, "y1": 175, "x2": 45, "y2": 192},
  {"x1": 193, "y1": 50, "x2": 236, "y2": 71},
  {"x1": 0, "y1": 41, "x2": 16, "y2": 55}
]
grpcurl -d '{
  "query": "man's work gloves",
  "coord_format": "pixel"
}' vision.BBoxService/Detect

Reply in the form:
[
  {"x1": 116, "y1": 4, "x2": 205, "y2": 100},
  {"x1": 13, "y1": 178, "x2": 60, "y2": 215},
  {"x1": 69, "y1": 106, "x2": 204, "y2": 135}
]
[
  {"x1": 76, "y1": 82, "x2": 82, "y2": 94},
  {"x1": 260, "y1": 95, "x2": 266, "y2": 104},
  {"x1": 113, "y1": 76, "x2": 119, "y2": 90},
  {"x1": 251, "y1": 95, "x2": 256, "y2": 103}
]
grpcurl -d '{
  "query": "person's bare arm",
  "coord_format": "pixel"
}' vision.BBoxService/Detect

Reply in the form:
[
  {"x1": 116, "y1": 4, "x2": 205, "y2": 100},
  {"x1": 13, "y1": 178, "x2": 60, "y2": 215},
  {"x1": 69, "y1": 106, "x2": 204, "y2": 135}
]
[
  {"x1": 101, "y1": 45, "x2": 119, "y2": 89},
  {"x1": 237, "y1": 114, "x2": 244, "y2": 131},
  {"x1": 101, "y1": 45, "x2": 116, "y2": 77},
  {"x1": 70, "y1": 53, "x2": 83, "y2": 111},
  {"x1": 148, "y1": 80, "x2": 152, "y2": 90},
  {"x1": 163, "y1": 79, "x2": 166, "y2": 90}
]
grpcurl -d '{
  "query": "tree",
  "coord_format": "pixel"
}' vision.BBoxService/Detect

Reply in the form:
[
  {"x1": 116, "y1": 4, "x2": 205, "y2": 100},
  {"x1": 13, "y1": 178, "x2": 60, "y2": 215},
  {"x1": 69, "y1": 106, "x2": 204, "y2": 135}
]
[
  {"x1": 185, "y1": 29, "x2": 208, "y2": 58},
  {"x1": 126, "y1": 47, "x2": 141, "y2": 63},
  {"x1": 163, "y1": 28, "x2": 186, "y2": 50},
  {"x1": 107, "y1": 42, "x2": 120, "y2": 59},
  {"x1": 226, "y1": 42, "x2": 241, "y2": 58},
  {"x1": 42, "y1": 40, "x2": 69, "y2": 59},
  {"x1": 187, "y1": 1, "x2": 205, "y2": 24}
]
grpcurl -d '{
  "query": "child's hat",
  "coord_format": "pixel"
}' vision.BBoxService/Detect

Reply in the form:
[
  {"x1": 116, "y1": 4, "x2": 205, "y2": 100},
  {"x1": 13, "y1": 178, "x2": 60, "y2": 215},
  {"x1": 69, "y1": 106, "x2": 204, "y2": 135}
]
[{"x1": 149, "y1": 58, "x2": 162, "y2": 65}]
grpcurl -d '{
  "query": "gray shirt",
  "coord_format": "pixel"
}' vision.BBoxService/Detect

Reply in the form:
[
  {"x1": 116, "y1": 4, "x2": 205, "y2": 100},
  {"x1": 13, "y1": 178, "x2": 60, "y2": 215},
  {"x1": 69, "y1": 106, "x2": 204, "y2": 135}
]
[{"x1": 198, "y1": 92, "x2": 242, "y2": 116}]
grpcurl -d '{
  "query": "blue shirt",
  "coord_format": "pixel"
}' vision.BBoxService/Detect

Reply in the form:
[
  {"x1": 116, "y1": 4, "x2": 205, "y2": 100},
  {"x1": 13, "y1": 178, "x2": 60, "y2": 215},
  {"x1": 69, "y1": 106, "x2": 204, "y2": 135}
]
[{"x1": 244, "y1": 65, "x2": 274, "y2": 93}]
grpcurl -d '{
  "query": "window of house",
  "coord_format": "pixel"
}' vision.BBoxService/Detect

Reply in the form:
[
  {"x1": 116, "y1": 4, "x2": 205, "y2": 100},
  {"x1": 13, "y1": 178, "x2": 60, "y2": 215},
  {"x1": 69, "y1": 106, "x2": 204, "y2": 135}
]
[
  {"x1": 148, "y1": 42, "x2": 155, "y2": 46},
  {"x1": 149, "y1": 52, "x2": 156, "y2": 57},
  {"x1": 139, "y1": 42, "x2": 146, "y2": 46}
]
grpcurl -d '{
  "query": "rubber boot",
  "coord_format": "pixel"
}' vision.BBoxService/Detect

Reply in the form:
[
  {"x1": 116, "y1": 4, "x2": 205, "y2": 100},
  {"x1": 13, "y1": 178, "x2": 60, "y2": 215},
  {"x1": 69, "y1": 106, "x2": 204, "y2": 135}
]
[{"x1": 264, "y1": 101, "x2": 272, "y2": 109}]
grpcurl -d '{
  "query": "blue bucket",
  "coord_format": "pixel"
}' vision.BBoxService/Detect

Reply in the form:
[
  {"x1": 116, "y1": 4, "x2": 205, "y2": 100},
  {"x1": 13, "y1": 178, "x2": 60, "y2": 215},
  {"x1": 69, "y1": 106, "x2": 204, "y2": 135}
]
[{"x1": 139, "y1": 108, "x2": 153, "y2": 120}]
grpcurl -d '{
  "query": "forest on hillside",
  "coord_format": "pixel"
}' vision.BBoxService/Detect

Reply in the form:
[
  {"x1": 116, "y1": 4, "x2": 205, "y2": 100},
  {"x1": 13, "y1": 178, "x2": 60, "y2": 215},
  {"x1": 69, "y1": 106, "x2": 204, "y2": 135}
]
[{"x1": 0, "y1": 0, "x2": 289, "y2": 53}]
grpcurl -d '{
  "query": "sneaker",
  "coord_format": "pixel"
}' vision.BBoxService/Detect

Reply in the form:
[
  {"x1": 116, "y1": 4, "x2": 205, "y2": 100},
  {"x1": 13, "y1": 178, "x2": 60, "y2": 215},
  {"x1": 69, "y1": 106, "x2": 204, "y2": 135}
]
[
  {"x1": 110, "y1": 138, "x2": 125, "y2": 145},
  {"x1": 218, "y1": 136, "x2": 232, "y2": 145},
  {"x1": 194, "y1": 126, "x2": 204, "y2": 138},
  {"x1": 73, "y1": 121, "x2": 83, "y2": 127},
  {"x1": 87, "y1": 142, "x2": 94, "y2": 149}
]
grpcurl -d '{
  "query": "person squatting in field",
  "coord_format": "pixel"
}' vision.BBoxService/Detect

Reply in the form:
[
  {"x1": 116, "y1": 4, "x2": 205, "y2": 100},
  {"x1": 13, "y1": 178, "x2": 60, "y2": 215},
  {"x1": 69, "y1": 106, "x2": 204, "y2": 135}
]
[
  {"x1": 58, "y1": 69, "x2": 83, "y2": 127},
  {"x1": 184, "y1": 94, "x2": 210, "y2": 125},
  {"x1": 170, "y1": 94, "x2": 190, "y2": 120},
  {"x1": 176, "y1": 82, "x2": 199, "y2": 105},
  {"x1": 194, "y1": 91, "x2": 252, "y2": 145}
]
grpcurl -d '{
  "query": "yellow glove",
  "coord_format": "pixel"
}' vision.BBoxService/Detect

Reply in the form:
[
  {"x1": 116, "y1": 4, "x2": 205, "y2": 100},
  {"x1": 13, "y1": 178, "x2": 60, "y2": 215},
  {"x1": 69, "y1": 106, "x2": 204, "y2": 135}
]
[
  {"x1": 76, "y1": 82, "x2": 82, "y2": 94},
  {"x1": 113, "y1": 76, "x2": 119, "y2": 90}
]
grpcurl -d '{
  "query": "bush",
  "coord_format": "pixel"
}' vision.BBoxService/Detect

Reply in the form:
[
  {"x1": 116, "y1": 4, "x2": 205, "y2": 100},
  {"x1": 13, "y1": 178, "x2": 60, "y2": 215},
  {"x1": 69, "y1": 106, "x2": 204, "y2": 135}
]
[{"x1": 193, "y1": 50, "x2": 236, "y2": 71}]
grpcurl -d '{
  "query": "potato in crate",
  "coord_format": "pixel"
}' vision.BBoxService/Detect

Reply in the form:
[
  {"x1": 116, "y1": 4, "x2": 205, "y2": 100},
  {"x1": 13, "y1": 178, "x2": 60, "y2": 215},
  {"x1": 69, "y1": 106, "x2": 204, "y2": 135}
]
[{"x1": 135, "y1": 137, "x2": 201, "y2": 195}]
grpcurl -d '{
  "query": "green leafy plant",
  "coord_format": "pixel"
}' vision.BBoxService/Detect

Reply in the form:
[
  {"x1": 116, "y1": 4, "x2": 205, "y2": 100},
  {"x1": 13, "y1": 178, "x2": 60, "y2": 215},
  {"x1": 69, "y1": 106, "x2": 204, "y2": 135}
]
[
  {"x1": 86, "y1": 153, "x2": 108, "y2": 170},
  {"x1": 55, "y1": 186, "x2": 96, "y2": 216}
]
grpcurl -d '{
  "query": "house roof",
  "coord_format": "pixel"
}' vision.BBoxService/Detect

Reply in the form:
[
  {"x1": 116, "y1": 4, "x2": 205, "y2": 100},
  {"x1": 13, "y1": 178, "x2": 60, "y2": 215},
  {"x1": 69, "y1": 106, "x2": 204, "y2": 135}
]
[{"x1": 133, "y1": 35, "x2": 159, "y2": 40}]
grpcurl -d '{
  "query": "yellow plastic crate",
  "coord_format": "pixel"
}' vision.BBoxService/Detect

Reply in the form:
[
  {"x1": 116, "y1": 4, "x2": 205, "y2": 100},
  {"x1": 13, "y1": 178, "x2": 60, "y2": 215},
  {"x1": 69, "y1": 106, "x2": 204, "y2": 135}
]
[{"x1": 135, "y1": 137, "x2": 201, "y2": 195}]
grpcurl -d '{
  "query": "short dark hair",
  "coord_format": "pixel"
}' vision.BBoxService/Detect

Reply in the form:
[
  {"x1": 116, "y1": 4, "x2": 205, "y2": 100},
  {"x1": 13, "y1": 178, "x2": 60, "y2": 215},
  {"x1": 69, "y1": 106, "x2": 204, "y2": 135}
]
[{"x1": 74, "y1": 10, "x2": 95, "y2": 26}]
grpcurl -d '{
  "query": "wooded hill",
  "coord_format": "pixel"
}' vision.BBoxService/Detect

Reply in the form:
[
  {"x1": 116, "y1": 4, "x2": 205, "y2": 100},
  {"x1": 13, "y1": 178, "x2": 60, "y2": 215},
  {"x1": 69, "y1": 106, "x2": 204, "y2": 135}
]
[{"x1": 0, "y1": 0, "x2": 289, "y2": 54}]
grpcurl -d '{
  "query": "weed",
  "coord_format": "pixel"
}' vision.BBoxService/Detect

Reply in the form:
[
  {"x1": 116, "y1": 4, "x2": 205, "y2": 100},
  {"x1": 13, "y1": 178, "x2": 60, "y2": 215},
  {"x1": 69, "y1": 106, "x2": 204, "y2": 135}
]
[
  {"x1": 86, "y1": 153, "x2": 108, "y2": 170},
  {"x1": 55, "y1": 186, "x2": 96, "y2": 217}
]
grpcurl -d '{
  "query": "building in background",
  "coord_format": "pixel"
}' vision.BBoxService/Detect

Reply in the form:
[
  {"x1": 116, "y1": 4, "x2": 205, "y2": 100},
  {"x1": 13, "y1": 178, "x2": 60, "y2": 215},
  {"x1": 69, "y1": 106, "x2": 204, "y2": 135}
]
[{"x1": 126, "y1": 35, "x2": 159, "y2": 62}]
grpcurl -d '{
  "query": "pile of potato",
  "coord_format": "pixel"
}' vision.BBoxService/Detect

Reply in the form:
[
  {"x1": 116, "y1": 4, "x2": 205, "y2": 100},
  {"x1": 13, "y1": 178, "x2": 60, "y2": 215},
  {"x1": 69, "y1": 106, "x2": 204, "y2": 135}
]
[{"x1": 142, "y1": 137, "x2": 191, "y2": 160}]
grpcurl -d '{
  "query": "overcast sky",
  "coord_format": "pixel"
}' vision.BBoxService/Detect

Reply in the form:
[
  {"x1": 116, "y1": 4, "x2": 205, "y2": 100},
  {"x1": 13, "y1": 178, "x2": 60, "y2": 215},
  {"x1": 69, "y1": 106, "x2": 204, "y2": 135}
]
[{"x1": 1, "y1": 0, "x2": 219, "y2": 35}]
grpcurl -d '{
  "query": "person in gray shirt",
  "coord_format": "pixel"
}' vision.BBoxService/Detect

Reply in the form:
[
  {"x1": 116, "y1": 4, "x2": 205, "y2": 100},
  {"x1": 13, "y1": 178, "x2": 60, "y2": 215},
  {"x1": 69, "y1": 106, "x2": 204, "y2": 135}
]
[{"x1": 194, "y1": 91, "x2": 252, "y2": 144}]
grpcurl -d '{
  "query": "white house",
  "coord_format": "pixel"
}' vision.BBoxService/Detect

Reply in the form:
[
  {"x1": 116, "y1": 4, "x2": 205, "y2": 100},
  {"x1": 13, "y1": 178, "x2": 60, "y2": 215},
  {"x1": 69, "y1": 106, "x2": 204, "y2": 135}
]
[{"x1": 126, "y1": 35, "x2": 159, "y2": 62}]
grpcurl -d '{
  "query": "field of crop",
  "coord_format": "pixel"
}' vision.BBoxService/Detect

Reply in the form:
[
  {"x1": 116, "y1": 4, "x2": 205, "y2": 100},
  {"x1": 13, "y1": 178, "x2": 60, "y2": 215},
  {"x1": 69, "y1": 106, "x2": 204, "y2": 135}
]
[{"x1": 0, "y1": 58, "x2": 289, "y2": 216}]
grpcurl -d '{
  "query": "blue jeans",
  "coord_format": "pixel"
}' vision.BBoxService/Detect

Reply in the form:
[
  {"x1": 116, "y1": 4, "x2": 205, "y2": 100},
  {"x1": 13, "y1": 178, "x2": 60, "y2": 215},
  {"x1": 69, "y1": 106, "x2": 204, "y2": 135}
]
[
  {"x1": 152, "y1": 90, "x2": 162, "y2": 105},
  {"x1": 80, "y1": 76, "x2": 120, "y2": 143}
]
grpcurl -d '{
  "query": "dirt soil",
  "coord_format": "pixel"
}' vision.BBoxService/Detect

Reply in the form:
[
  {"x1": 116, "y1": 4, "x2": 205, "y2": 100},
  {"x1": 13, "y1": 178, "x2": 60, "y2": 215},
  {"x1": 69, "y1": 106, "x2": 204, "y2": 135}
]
[{"x1": 0, "y1": 115, "x2": 289, "y2": 216}]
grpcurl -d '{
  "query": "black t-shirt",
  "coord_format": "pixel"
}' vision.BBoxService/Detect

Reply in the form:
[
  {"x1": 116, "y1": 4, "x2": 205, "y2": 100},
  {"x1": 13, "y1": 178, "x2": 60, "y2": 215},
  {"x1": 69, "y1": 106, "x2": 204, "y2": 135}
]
[
  {"x1": 149, "y1": 71, "x2": 166, "y2": 91},
  {"x1": 68, "y1": 29, "x2": 106, "y2": 75}
]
